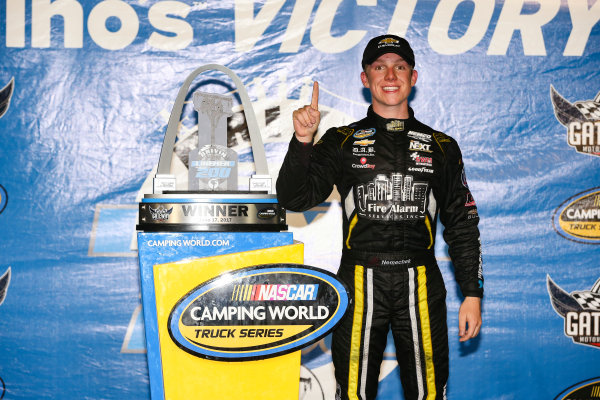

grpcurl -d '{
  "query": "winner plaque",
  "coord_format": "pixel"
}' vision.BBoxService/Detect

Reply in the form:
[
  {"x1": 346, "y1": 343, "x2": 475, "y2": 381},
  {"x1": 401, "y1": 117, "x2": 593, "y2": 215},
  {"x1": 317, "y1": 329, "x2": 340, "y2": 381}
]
[{"x1": 138, "y1": 64, "x2": 285, "y2": 232}]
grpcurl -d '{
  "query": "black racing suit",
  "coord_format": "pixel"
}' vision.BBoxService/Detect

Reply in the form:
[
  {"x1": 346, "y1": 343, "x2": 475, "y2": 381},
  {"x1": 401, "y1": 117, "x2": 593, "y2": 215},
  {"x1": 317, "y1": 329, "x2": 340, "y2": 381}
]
[{"x1": 276, "y1": 106, "x2": 483, "y2": 400}]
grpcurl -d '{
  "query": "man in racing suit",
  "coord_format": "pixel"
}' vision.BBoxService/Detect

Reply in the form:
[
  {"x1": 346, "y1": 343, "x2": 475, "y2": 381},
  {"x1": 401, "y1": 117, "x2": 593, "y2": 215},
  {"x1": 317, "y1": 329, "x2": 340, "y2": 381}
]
[{"x1": 276, "y1": 35, "x2": 483, "y2": 400}]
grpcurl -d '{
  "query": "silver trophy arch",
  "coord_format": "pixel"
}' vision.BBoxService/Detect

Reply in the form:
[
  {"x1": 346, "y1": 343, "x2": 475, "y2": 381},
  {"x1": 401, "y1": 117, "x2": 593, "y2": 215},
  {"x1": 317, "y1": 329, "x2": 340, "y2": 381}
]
[{"x1": 153, "y1": 64, "x2": 271, "y2": 194}]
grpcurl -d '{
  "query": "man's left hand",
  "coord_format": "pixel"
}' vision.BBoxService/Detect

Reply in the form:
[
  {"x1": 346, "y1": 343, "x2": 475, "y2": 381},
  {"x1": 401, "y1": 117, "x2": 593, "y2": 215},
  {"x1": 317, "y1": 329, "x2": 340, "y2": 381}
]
[{"x1": 458, "y1": 296, "x2": 482, "y2": 342}]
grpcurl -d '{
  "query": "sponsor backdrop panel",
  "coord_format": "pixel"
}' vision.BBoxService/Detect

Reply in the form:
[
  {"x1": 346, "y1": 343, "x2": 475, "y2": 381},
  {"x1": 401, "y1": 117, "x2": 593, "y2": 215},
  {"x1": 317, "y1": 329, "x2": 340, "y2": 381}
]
[{"x1": 0, "y1": 1, "x2": 599, "y2": 399}]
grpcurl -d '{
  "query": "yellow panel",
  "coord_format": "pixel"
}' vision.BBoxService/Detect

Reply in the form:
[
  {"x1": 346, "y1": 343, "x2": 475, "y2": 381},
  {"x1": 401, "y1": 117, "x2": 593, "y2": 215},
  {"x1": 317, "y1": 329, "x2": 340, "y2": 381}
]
[{"x1": 153, "y1": 242, "x2": 304, "y2": 400}]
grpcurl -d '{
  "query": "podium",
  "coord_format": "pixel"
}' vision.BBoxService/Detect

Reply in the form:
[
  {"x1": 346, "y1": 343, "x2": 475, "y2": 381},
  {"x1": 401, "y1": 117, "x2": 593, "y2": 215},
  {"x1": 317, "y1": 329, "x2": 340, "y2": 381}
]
[{"x1": 138, "y1": 230, "x2": 304, "y2": 399}]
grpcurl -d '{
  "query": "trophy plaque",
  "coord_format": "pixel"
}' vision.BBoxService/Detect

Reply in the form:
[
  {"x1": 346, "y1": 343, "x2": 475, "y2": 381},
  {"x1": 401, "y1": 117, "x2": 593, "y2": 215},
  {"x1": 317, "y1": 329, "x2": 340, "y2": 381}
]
[{"x1": 137, "y1": 64, "x2": 286, "y2": 232}]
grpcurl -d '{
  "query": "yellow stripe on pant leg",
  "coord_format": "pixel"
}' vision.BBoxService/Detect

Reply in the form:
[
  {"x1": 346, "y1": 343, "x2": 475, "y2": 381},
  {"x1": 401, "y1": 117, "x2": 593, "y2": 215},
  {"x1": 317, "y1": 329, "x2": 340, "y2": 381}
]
[
  {"x1": 417, "y1": 265, "x2": 436, "y2": 399},
  {"x1": 345, "y1": 214, "x2": 359, "y2": 249},
  {"x1": 348, "y1": 265, "x2": 364, "y2": 400}
]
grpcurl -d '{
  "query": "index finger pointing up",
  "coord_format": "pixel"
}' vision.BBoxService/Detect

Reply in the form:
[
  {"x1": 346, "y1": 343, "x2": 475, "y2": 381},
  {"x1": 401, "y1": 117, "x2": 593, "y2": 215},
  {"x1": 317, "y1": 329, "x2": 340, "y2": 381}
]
[{"x1": 310, "y1": 81, "x2": 319, "y2": 110}]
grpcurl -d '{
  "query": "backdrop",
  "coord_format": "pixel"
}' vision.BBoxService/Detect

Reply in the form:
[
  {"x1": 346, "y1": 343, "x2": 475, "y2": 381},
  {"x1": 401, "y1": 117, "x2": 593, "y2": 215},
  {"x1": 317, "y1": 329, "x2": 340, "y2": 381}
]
[{"x1": 1, "y1": 0, "x2": 599, "y2": 399}]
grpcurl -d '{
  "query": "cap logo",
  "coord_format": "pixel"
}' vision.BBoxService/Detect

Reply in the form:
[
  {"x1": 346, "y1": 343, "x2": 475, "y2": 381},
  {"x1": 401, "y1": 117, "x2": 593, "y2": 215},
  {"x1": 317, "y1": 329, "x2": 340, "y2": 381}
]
[{"x1": 379, "y1": 38, "x2": 399, "y2": 46}]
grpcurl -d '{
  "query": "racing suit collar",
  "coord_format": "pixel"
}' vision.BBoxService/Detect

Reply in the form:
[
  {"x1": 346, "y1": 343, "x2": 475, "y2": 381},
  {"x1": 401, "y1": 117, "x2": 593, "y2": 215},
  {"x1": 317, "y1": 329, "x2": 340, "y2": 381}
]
[{"x1": 367, "y1": 106, "x2": 415, "y2": 133}]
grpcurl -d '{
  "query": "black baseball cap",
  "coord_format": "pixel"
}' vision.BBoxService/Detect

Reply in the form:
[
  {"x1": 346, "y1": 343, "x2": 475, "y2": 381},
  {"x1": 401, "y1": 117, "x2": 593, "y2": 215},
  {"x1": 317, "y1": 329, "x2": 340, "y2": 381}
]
[{"x1": 361, "y1": 35, "x2": 415, "y2": 69}]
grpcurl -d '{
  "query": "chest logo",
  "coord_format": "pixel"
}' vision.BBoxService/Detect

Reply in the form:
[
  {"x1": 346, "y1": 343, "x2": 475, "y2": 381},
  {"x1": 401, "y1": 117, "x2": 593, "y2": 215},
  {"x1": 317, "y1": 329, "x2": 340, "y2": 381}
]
[
  {"x1": 409, "y1": 140, "x2": 432, "y2": 153},
  {"x1": 353, "y1": 128, "x2": 376, "y2": 139},
  {"x1": 407, "y1": 131, "x2": 432, "y2": 142},
  {"x1": 410, "y1": 152, "x2": 433, "y2": 166},
  {"x1": 355, "y1": 173, "x2": 428, "y2": 221}
]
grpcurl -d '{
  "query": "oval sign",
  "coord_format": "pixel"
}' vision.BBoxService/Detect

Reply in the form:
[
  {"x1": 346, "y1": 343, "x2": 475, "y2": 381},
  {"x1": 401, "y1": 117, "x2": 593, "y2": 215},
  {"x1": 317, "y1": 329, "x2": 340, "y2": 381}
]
[
  {"x1": 552, "y1": 187, "x2": 600, "y2": 244},
  {"x1": 168, "y1": 264, "x2": 349, "y2": 361},
  {"x1": 554, "y1": 377, "x2": 600, "y2": 400}
]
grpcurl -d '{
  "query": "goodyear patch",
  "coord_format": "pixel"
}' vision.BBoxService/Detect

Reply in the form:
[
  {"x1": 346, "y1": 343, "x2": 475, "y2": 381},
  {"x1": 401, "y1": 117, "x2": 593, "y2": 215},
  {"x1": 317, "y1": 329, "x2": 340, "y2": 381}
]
[
  {"x1": 168, "y1": 264, "x2": 348, "y2": 361},
  {"x1": 553, "y1": 187, "x2": 600, "y2": 244}
]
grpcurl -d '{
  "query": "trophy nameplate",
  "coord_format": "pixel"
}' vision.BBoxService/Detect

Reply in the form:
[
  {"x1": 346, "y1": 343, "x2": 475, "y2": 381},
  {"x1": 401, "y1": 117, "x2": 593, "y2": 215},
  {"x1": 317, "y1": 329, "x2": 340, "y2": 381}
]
[{"x1": 137, "y1": 192, "x2": 285, "y2": 232}]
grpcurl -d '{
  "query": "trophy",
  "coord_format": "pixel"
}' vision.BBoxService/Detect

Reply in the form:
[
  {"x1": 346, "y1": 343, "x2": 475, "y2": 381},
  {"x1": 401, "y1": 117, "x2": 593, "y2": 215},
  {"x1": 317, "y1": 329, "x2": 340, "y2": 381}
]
[
  {"x1": 137, "y1": 64, "x2": 286, "y2": 232},
  {"x1": 188, "y1": 92, "x2": 237, "y2": 191}
]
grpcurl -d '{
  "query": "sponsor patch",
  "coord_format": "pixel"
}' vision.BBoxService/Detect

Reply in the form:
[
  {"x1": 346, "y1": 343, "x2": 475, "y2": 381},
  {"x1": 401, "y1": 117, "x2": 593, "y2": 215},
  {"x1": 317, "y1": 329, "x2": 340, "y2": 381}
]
[
  {"x1": 552, "y1": 187, "x2": 600, "y2": 244},
  {"x1": 407, "y1": 131, "x2": 432, "y2": 142},
  {"x1": 353, "y1": 139, "x2": 375, "y2": 146},
  {"x1": 352, "y1": 146, "x2": 375, "y2": 158},
  {"x1": 409, "y1": 140, "x2": 432, "y2": 153},
  {"x1": 355, "y1": 173, "x2": 428, "y2": 221},
  {"x1": 353, "y1": 128, "x2": 376, "y2": 139},
  {"x1": 408, "y1": 166, "x2": 434, "y2": 174},
  {"x1": 547, "y1": 275, "x2": 600, "y2": 349},
  {"x1": 465, "y1": 192, "x2": 476, "y2": 207},
  {"x1": 379, "y1": 37, "x2": 399, "y2": 45},
  {"x1": 409, "y1": 152, "x2": 433, "y2": 167},
  {"x1": 551, "y1": 86, "x2": 600, "y2": 157},
  {"x1": 352, "y1": 162, "x2": 375, "y2": 169},
  {"x1": 386, "y1": 120, "x2": 404, "y2": 132},
  {"x1": 168, "y1": 264, "x2": 348, "y2": 361}
]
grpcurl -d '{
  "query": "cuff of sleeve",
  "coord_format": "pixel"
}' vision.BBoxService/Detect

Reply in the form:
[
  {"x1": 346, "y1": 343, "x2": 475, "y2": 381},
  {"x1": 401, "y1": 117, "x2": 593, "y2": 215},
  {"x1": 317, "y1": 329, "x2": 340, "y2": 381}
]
[
  {"x1": 290, "y1": 134, "x2": 313, "y2": 167},
  {"x1": 461, "y1": 288, "x2": 484, "y2": 298}
]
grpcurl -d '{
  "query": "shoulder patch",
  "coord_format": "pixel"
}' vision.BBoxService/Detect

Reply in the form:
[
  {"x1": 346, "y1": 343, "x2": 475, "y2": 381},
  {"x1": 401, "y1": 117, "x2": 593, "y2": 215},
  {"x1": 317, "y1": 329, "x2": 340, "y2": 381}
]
[
  {"x1": 337, "y1": 127, "x2": 354, "y2": 136},
  {"x1": 432, "y1": 131, "x2": 451, "y2": 143}
]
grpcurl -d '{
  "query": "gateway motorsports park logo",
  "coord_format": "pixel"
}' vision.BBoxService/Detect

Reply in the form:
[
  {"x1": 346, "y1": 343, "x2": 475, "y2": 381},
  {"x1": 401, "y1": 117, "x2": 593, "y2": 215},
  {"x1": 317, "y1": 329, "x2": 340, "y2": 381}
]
[
  {"x1": 550, "y1": 86, "x2": 600, "y2": 157},
  {"x1": 168, "y1": 264, "x2": 348, "y2": 361},
  {"x1": 554, "y1": 377, "x2": 600, "y2": 400},
  {"x1": 547, "y1": 275, "x2": 600, "y2": 349},
  {"x1": 552, "y1": 187, "x2": 600, "y2": 244}
]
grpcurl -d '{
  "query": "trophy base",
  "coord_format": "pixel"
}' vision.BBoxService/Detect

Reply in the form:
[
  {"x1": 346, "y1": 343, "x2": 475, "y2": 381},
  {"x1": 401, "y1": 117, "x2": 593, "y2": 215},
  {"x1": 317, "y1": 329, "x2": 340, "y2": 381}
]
[{"x1": 137, "y1": 192, "x2": 287, "y2": 232}]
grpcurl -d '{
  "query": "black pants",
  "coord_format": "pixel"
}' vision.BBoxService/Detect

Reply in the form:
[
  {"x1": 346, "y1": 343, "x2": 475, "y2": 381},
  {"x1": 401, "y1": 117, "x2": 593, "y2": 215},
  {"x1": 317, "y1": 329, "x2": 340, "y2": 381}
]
[{"x1": 332, "y1": 250, "x2": 449, "y2": 400}]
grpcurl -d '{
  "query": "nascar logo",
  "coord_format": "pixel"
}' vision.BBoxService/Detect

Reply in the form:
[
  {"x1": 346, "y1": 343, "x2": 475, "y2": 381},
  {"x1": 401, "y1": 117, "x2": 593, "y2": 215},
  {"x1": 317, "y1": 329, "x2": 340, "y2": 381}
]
[
  {"x1": 231, "y1": 284, "x2": 319, "y2": 301},
  {"x1": 168, "y1": 264, "x2": 348, "y2": 361}
]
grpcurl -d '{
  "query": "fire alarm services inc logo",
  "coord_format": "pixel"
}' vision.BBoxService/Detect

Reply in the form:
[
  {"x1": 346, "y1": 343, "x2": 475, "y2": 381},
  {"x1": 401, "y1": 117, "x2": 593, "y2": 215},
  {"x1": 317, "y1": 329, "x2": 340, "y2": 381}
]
[{"x1": 168, "y1": 264, "x2": 348, "y2": 361}]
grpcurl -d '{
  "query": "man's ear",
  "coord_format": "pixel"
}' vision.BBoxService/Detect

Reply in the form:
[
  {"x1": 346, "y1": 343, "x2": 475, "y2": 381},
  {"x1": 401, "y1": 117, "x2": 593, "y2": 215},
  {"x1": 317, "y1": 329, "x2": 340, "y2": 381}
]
[
  {"x1": 411, "y1": 69, "x2": 418, "y2": 87},
  {"x1": 361, "y1": 71, "x2": 369, "y2": 88}
]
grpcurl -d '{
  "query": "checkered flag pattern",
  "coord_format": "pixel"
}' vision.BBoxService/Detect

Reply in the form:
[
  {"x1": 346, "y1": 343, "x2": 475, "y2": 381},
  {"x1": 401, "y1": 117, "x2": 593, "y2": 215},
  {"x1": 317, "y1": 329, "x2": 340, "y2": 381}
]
[
  {"x1": 572, "y1": 291, "x2": 600, "y2": 310},
  {"x1": 575, "y1": 100, "x2": 600, "y2": 121}
]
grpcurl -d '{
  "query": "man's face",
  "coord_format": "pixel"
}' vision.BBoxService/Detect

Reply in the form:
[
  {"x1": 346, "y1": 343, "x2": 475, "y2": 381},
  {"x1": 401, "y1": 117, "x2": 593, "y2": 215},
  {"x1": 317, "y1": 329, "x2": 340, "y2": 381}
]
[{"x1": 361, "y1": 53, "x2": 418, "y2": 117}]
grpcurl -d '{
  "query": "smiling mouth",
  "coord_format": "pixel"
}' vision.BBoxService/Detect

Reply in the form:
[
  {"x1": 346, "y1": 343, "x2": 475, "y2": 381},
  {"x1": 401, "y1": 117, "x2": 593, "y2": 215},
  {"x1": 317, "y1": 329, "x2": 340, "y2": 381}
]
[{"x1": 383, "y1": 87, "x2": 399, "y2": 92}]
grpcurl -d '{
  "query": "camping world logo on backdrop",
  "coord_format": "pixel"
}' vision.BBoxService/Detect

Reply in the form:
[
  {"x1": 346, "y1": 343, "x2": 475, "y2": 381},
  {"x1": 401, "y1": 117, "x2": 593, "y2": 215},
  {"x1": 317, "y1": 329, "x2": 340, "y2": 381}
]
[
  {"x1": 550, "y1": 86, "x2": 600, "y2": 157},
  {"x1": 547, "y1": 275, "x2": 600, "y2": 349},
  {"x1": 552, "y1": 187, "x2": 600, "y2": 244},
  {"x1": 168, "y1": 264, "x2": 348, "y2": 361}
]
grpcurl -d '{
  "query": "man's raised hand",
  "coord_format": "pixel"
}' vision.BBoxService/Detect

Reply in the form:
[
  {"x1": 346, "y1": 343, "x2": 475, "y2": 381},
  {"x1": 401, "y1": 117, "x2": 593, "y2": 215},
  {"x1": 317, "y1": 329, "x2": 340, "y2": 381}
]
[{"x1": 292, "y1": 81, "x2": 321, "y2": 143}]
